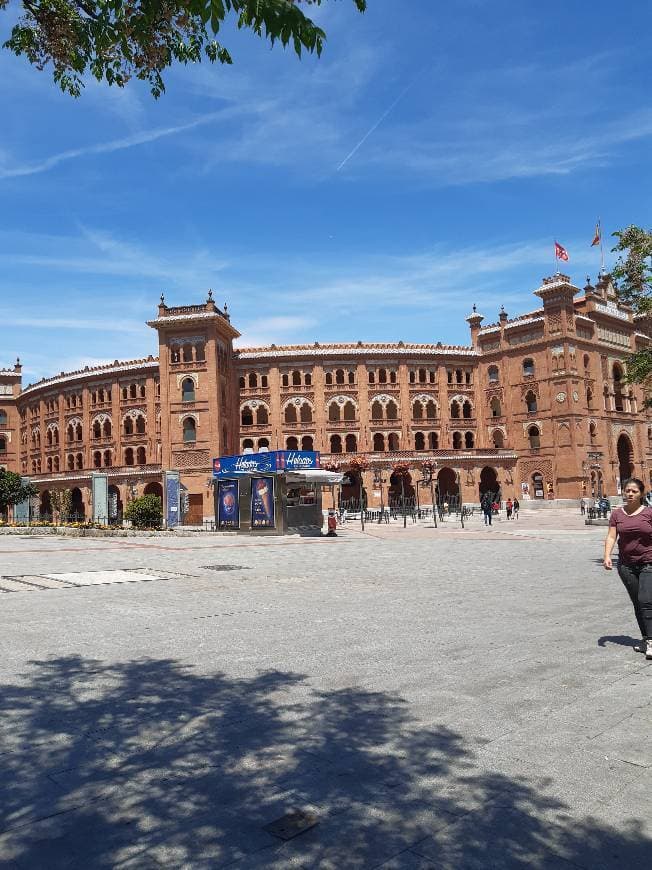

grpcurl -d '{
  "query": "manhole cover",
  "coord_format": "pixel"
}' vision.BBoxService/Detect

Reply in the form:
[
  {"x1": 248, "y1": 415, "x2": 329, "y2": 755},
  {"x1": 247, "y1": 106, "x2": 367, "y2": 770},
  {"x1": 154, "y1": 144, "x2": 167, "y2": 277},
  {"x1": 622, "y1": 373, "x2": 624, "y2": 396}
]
[
  {"x1": 263, "y1": 810, "x2": 318, "y2": 841},
  {"x1": 200, "y1": 565, "x2": 248, "y2": 572}
]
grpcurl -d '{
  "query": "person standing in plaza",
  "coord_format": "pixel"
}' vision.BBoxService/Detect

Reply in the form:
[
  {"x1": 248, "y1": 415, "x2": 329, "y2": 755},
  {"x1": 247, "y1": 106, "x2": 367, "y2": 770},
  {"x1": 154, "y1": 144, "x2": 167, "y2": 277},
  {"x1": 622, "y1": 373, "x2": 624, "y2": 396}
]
[
  {"x1": 580, "y1": 498, "x2": 586, "y2": 516},
  {"x1": 506, "y1": 498, "x2": 513, "y2": 520},
  {"x1": 603, "y1": 478, "x2": 652, "y2": 658},
  {"x1": 481, "y1": 492, "x2": 493, "y2": 526},
  {"x1": 512, "y1": 497, "x2": 519, "y2": 519}
]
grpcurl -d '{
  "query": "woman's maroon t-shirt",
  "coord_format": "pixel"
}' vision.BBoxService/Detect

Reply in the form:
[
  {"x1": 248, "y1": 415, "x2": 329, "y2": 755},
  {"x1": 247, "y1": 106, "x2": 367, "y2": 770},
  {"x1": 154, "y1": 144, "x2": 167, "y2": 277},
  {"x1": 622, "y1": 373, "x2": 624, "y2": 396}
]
[{"x1": 609, "y1": 506, "x2": 652, "y2": 564}]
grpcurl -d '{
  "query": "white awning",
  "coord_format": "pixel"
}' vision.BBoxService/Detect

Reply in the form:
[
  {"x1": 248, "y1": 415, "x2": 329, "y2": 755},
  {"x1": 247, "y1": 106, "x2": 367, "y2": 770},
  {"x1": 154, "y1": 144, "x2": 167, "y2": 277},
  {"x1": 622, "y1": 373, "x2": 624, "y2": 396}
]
[{"x1": 284, "y1": 469, "x2": 344, "y2": 485}]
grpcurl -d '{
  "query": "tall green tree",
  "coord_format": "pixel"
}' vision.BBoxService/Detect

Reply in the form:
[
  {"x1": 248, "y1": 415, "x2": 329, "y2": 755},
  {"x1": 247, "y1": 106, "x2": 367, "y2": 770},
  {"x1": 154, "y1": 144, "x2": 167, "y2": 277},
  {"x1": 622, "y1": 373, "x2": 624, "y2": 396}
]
[
  {"x1": 0, "y1": 0, "x2": 367, "y2": 98},
  {"x1": 611, "y1": 225, "x2": 652, "y2": 385},
  {"x1": 0, "y1": 469, "x2": 36, "y2": 514}
]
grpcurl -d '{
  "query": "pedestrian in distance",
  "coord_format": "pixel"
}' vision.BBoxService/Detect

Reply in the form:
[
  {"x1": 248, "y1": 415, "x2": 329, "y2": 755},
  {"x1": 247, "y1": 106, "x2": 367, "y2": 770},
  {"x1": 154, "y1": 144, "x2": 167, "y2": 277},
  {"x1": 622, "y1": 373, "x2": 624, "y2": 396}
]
[
  {"x1": 326, "y1": 510, "x2": 338, "y2": 537},
  {"x1": 506, "y1": 498, "x2": 513, "y2": 520},
  {"x1": 603, "y1": 477, "x2": 652, "y2": 658},
  {"x1": 580, "y1": 498, "x2": 586, "y2": 516},
  {"x1": 512, "y1": 497, "x2": 519, "y2": 519},
  {"x1": 481, "y1": 493, "x2": 493, "y2": 526}
]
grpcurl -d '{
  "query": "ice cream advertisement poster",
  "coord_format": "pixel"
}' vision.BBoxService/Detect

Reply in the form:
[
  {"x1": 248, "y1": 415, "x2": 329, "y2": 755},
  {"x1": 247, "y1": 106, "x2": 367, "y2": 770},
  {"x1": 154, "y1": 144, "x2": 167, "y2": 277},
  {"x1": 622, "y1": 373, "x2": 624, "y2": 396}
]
[
  {"x1": 251, "y1": 476, "x2": 275, "y2": 528},
  {"x1": 217, "y1": 480, "x2": 240, "y2": 530}
]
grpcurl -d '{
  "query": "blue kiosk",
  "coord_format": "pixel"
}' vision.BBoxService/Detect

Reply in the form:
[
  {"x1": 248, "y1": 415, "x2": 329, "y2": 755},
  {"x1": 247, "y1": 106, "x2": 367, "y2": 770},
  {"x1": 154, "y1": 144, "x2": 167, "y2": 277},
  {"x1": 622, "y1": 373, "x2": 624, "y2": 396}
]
[{"x1": 212, "y1": 450, "x2": 342, "y2": 535}]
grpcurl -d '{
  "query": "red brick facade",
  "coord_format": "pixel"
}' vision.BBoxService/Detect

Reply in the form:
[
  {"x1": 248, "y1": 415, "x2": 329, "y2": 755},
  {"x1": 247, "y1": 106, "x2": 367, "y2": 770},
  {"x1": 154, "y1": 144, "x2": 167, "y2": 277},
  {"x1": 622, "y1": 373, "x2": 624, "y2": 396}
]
[{"x1": 2, "y1": 274, "x2": 651, "y2": 521}]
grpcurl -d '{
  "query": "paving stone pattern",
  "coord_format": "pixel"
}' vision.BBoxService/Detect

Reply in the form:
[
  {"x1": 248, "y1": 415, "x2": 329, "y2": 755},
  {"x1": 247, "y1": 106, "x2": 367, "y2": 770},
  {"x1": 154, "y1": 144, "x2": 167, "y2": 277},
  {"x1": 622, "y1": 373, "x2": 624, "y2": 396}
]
[{"x1": 0, "y1": 510, "x2": 650, "y2": 869}]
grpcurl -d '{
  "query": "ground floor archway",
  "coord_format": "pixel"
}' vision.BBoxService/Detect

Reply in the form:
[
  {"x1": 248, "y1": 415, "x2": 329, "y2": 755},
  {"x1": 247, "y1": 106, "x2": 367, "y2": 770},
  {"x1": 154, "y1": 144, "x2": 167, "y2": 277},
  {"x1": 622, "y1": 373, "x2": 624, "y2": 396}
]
[
  {"x1": 39, "y1": 489, "x2": 52, "y2": 520},
  {"x1": 70, "y1": 487, "x2": 85, "y2": 520},
  {"x1": 388, "y1": 470, "x2": 415, "y2": 507},
  {"x1": 108, "y1": 485, "x2": 122, "y2": 523},
  {"x1": 437, "y1": 467, "x2": 459, "y2": 505},
  {"x1": 144, "y1": 481, "x2": 163, "y2": 501},
  {"x1": 478, "y1": 466, "x2": 499, "y2": 502}
]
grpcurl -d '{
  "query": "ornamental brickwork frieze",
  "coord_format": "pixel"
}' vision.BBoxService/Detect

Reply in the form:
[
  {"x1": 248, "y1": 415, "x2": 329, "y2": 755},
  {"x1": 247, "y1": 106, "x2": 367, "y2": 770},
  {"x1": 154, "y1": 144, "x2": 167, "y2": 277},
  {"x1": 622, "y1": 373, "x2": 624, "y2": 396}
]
[
  {"x1": 281, "y1": 392, "x2": 315, "y2": 407},
  {"x1": 611, "y1": 423, "x2": 634, "y2": 437},
  {"x1": 172, "y1": 448, "x2": 211, "y2": 468},
  {"x1": 520, "y1": 383, "x2": 540, "y2": 399},
  {"x1": 519, "y1": 458, "x2": 553, "y2": 479},
  {"x1": 547, "y1": 310, "x2": 563, "y2": 334},
  {"x1": 485, "y1": 387, "x2": 504, "y2": 400}
]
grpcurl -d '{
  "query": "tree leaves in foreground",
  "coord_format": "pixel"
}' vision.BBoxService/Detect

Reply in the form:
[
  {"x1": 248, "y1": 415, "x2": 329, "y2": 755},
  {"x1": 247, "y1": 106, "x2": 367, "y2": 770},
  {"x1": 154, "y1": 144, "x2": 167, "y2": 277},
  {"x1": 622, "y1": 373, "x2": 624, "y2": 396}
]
[
  {"x1": 1, "y1": 0, "x2": 367, "y2": 97},
  {"x1": 611, "y1": 225, "x2": 652, "y2": 386},
  {"x1": 0, "y1": 469, "x2": 36, "y2": 513}
]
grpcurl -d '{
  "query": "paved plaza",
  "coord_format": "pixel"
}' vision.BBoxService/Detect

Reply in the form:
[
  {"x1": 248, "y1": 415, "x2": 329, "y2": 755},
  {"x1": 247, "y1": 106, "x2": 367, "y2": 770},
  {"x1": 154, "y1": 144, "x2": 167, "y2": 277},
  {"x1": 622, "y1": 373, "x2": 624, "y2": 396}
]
[{"x1": 0, "y1": 511, "x2": 651, "y2": 869}]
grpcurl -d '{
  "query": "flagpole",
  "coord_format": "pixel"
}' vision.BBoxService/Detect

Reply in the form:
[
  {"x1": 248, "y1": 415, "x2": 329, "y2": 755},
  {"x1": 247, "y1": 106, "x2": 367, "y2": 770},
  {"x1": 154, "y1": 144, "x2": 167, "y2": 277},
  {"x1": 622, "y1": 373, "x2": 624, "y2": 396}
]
[{"x1": 598, "y1": 218, "x2": 604, "y2": 274}]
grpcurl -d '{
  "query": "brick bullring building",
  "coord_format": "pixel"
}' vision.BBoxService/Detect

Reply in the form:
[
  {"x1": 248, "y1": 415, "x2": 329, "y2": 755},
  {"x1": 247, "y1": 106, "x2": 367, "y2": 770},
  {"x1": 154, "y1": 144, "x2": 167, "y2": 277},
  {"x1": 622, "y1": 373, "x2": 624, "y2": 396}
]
[{"x1": 2, "y1": 273, "x2": 652, "y2": 523}]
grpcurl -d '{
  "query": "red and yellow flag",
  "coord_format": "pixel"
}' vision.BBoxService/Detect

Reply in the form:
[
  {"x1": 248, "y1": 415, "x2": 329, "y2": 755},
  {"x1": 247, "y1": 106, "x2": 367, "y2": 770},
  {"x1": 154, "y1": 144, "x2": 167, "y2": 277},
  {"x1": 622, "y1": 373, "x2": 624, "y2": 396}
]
[{"x1": 591, "y1": 221, "x2": 601, "y2": 247}]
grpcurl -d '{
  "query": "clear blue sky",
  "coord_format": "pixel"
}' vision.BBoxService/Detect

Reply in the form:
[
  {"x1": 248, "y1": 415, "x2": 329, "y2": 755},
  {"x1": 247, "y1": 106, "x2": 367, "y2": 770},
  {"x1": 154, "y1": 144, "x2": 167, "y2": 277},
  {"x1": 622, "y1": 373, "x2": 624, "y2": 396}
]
[{"x1": 1, "y1": 0, "x2": 650, "y2": 385}]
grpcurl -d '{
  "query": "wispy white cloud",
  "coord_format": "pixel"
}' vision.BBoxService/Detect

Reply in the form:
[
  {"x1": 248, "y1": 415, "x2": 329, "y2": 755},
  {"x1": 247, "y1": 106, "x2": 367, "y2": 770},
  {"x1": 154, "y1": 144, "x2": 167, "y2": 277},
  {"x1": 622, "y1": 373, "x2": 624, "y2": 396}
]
[
  {"x1": 235, "y1": 315, "x2": 317, "y2": 348},
  {"x1": 0, "y1": 315, "x2": 144, "y2": 334},
  {"x1": 0, "y1": 111, "x2": 232, "y2": 180}
]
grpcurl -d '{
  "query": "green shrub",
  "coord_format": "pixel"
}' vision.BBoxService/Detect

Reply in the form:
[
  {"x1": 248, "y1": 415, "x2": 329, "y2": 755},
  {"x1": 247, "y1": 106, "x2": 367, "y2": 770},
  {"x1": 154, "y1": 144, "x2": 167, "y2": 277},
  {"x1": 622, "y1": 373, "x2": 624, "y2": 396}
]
[{"x1": 124, "y1": 495, "x2": 163, "y2": 529}]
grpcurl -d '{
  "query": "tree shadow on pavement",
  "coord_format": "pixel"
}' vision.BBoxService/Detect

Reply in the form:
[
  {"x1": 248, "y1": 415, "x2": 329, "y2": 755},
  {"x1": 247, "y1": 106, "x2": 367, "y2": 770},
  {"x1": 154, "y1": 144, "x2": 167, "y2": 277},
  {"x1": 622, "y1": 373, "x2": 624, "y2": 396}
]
[{"x1": 0, "y1": 656, "x2": 649, "y2": 869}]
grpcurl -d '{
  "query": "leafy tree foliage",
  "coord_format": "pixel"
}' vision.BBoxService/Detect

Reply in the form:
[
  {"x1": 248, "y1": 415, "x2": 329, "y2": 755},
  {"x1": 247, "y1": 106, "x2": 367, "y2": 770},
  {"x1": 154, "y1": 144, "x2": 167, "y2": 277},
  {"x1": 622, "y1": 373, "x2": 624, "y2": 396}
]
[
  {"x1": 124, "y1": 494, "x2": 163, "y2": 528},
  {"x1": 1, "y1": 0, "x2": 367, "y2": 97},
  {"x1": 611, "y1": 225, "x2": 652, "y2": 386},
  {"x1": 0, "y1": 469, "x2": 36, "y2": 513}
]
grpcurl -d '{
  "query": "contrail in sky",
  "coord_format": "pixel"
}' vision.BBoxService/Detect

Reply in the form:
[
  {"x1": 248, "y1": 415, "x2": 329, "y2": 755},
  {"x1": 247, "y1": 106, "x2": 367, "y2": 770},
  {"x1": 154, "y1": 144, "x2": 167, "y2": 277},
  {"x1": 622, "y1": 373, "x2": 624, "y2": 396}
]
[{"x1": 336, "y1": 68, "x2": 428, "y2": 172}]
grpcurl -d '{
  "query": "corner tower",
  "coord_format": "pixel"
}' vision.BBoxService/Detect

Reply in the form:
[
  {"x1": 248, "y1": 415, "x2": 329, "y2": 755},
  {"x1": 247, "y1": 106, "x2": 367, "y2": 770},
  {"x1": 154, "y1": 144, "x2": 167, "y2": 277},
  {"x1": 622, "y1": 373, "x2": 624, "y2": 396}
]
[{"x1": 148, "y1": 292, "x2": 240, "y2": 498}]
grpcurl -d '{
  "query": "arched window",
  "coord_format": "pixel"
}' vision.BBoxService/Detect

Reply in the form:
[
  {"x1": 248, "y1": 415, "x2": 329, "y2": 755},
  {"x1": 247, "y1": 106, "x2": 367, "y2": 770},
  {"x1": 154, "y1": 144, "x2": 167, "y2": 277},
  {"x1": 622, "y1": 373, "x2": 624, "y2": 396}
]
[
  {"x1": 282, "y1": 373, "x2": 289, "y2": 387},
  {"x1": 415, "y1": 432, "x2": 425, "y2": 451},
  {"x1": 328, "y1": 402, "x2": 340, "y2": 422},
  {"x1": 135, "y1": 415, "x2": 146, "y2": 435},
  {"x1": 452, "y1": 432, "x2": 463, "y2": 449},
  {"x1": 613, "y1": 363, "x2": 625, "y2": 411},
  {"x1": 104, "y1": 450, "x2": 112, "y2": 467},
  {"x1": 343, "y1": 401, "x2": 356, "y2": 421},
  {"x1": 242, "y1": 439, "x2": 254, "y2": 450},
  {"x1": 413, "y1": 401, "x2": 423, "y2": 420},
  {"x1": 465, "y1": 431, "x2": 474, "y2": 448},
  {"x1": 386, "y1": 400, "x2": 398, "y2": 420},
  {"x1": 182, "y1": 378, "x2": 195, "y2": 402},
  {"x1": 195, "y1": 343, "x2": 205, "y2": 362},
  {"x1": 93, "y1": 451, "x2": 102, "y2": 468},
  {"x1": 136, "y1": 446, "x2": 146, "y2": 465},
  {"x1": 490, "y1": 397, "x2": 501, "y2": 417},
  {"x1": 0, "y1": 436, "x2": 5, "y2": 453},
  {"x1": 528, "y1": 425, "x2": 541, "y2": 448},
  {"x1": 93, "y1": 420, "x2": 101, "y2": 439},
  {"x1": 256, "y1": 406, "x2": 269, "y2": 425},
  {"x1": 53, "y1": 456, "x2": 60, "y2": 471},
  {"x1": 418, "y1": 368, "x2": 427, "y2": 383},
  {"x1": 465, "y1": 372, "x2": 471, "y2": 385},
  {"x1": 300, "y1": 403, "x2": 312, "y2": 423},
  {"x1": 368, "y1": 371, "x2": 375, "y2": 385},
  {"x1": 348, "y1": 371, "x2": 355, "y2": 384},
  {"x1": 388, "y1": 433, "x2": 399, "y2": 451},
  {"x1": 241, "y1": 406, "x2": 254, "y2": 426},
  {"x1": 426, "y1": 401, "x2": 437, "y2": 419},
  {"x1": 450, "y1": 401, "x2": 461, "y2": 419},
  {"x1": 125, "y1": 447, "x2": 134, "y2": 466},
  {"x1": 462, "y1": 400, "x2": 472, "y2": 419},
  {"x1": 171, "y1": 347, "x2": 181, "y2": 363},
  {"x1": 124, "y1": 416, "x2": 134, "y2": 436},
  {"x1": 488, "y1": 366, "x2": 499, "y2": 384},
  {"x1": 301, "y1": 435, "x2": 314, "y2": 451},
  {"x1": 390, "y1": 370, "x2": 397, "y2": 384},
  {"x1": 287, "y1": 436, "x2": 299, "y2": 450},
  {"x1": 183, "y1": 417, "x2": 196, "y2": 443},
  {"x1": 76, "y1": 453, "x2": 83, "y2": 470},
  {"x1": 378, "y1": 369, "x2": 387, "y2": 384},
  {"x1": 583, "y1": 354, "x2": 590, "y2": 371},
  {"x1": 492, "y1": 429, "x2": 504, "y2": 448},
  {"x1": 258, "y1": 438, "x2": 270, "y2": 449},
  {"x1": 304, "y1": 373, "x2": 312, "y2": 386},
  {"x1": 371, "y1": 401, "x2": 383, "y2": 420},
  {"x1": 345, "y1": 433, "x2": 357, "y2": 453},
  {"x1": 428, "y1": 432, "x2": 439, "y2": 449},
  {"x1": 409, "y1": 371, "x2": 416, "y2": 384},
  {"x1": 261, "y1": 374, "x2": 268, "y2": 388},
  {"x1": 525, "y1": 391, "x2": 537, "y2": 413},
  {"x1": 456, "y1": 369, "x2": 463, "y2": 384},
  {"x1": 46, "y1": 428, "x2": 53, "y2": 447},
  {"x1": 0, "y1": 410, "x2": 7, "y2": 425},
  {"x1": 248, "y1": 372, "x2": 258, "y2": 388},
  {"x1": 292, "y1": 370, "x2": 302, "y2": 386},
  {"x1": 239, "y1": 376, "x2": 246, "y2": 389},
  {"x1": 373, "y1": 432, "x2": 385, "y2": 451},
  {"x1": 523, "y1": 358, "x2": 535, "y2": 377},
  {"x1": 335, "y1": 369, "x2": 345, "y2": 385},
  {"x1": 129, "y1": 383, "x2": 137, "y2": 398},
  {"x1": 586, "y1": 387, "x2": 594, "y2": 409},
  {"x1": 330, "y1": 434, "x2": 342, "y2": 454},
  {"x1": 67, "y1": 454, "x2": 75, "y2": 470},
  {"x1": 325, "y1": 372, "x2": 333, "y2": 385},
  {"x1": 285, "y1": 404, "x2": 297, "y2": 424},
  {"x1": 589, "y1": 421, "x2": 597, "y2": 445}
]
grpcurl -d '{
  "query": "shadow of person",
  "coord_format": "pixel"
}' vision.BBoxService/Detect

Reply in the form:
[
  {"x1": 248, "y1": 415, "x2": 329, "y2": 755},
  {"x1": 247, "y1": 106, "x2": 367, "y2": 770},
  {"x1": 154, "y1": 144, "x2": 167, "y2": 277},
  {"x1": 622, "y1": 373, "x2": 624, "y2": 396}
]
[{"x1": 598, "y1": 634, "x2": 641, "y2": 649}]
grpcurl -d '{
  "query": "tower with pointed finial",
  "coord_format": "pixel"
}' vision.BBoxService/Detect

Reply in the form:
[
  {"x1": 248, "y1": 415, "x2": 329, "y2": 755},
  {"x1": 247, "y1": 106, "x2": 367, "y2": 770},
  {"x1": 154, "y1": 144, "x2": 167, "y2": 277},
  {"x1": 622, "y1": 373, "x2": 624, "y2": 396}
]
[{"x1": 465, "y1": 304, "x2": 484, "y2": 349}]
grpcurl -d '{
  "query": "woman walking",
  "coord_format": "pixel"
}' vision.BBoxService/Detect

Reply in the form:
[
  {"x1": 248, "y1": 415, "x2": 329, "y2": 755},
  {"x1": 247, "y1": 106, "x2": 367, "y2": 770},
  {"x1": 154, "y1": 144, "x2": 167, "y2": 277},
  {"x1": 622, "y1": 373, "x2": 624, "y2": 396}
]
[{"x1": 603, "y1": 478, "x2": 652, "y2": 658}]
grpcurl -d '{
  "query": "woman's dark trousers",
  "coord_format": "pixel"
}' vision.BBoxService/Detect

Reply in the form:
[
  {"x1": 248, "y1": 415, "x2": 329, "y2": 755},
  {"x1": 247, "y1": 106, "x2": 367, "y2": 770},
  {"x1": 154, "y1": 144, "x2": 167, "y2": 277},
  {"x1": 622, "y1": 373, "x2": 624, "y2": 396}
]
[{"x1": 617, "y1": 562, "x2": 652, "y2": 639}]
